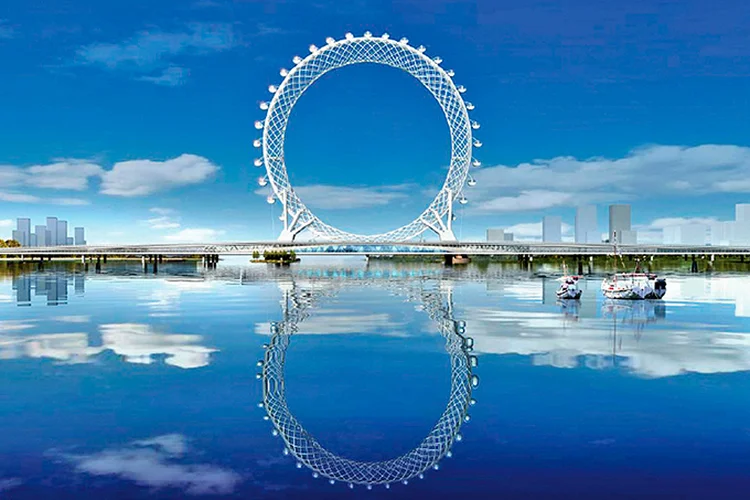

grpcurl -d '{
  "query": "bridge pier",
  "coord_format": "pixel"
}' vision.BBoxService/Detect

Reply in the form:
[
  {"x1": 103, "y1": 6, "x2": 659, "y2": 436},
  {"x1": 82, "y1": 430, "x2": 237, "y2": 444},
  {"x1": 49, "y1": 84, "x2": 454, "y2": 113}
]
[
  {"x1": 95, "y1": 256, "x2": 101, "y2": 273},
  {"x1": 691, "y1": 256, "x2": 698, "y2": 273},
  {"x1": 153, "y1": 257, "x2": 158, "y2": 274},
  {"x1": 577, "y1": 256, "x2": 583, "y2": 276}
]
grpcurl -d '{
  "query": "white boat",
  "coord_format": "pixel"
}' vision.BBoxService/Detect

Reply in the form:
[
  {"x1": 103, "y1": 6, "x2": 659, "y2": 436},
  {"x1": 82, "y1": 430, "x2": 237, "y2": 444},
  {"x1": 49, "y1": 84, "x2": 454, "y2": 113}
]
[
  {"x1": 601, "y1": 272, "x2": 666, "y2": 300},
  {"x1": 556, "y1": 264, "x2": 582, "y2": 300}
]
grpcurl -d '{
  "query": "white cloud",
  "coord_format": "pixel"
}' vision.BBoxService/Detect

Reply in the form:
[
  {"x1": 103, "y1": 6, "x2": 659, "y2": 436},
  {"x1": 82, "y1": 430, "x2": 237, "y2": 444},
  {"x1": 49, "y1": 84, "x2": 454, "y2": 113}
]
[
  {"x1": 257, "y1": 184, "x2": 411, "y2": 210},
  {"x1": 60, "y1": 435, "x2": 242, "y2": 495},
  {"x1": 0, "y1": 191, "x2": 89, "y2": 205},
  {"x1": 0, "y1": 20, "x2": 14, "y2": 40},
  {"x1": 640, "y1": 217, "x2": 720, "y2": 230},
  {"x1": 74, "y1": 23, "x2": 236, "y2": 85},
  {"x1": 137, "y1": 66, "x2": 189, "y2": 86},
  {"x1": 471, "y1": 144, "x2": 750, "y2": 213},
  {"x1": 26, "y1": 160, "x2": 104, "y2": 190},
  {"x1": 474, "y1": 190, "x2": 574, "y2": 213},
  {"x1": 150, "y1": 207, "x2": 175, "y2": 215},
  {"x1": 101, "y1": 154, "x2": 218, "y2": 196},
  {"x1": 0, "y1": 478, "x2": 22, "y2": 493},
  {"x1": 145, "y1": 216, "x2": 181, "y2": 230},
  {"x1": 163, "y1": 228, "x2": 225, "y2": 243},
  {"x1": 0, "y1": 219, "x2": 12, "y2": 228}
]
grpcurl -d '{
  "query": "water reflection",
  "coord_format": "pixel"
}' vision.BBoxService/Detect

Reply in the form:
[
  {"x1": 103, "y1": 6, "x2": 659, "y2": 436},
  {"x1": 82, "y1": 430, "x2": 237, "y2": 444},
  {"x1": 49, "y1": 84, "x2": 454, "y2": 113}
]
[
  {"x1": 260, "y1": 276, "x2": 477, "y2": 489},
  {"x1": 12, "y1": 272, "x2": 83, "y2": 306}
]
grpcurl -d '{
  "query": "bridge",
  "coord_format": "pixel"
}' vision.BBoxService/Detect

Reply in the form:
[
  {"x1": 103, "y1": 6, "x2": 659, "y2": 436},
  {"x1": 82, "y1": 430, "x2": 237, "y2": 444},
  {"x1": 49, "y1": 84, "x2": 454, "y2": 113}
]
[{"x1": 2, "y1": 241, "x2": 750, "y2": 258}]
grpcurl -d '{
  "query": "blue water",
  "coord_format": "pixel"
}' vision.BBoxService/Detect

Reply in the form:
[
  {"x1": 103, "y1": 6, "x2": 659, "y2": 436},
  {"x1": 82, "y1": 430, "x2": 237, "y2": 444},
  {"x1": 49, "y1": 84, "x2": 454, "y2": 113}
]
[{"x1": 2, "y1": 261, "x2": 750, "y2": 499}]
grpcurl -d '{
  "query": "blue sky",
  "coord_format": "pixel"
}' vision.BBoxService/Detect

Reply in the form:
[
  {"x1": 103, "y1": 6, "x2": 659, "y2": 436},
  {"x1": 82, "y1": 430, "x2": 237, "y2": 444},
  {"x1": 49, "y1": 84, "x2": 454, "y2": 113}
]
[{"x1": 0, "y1": 0, "x2": 749, "y2": 243}]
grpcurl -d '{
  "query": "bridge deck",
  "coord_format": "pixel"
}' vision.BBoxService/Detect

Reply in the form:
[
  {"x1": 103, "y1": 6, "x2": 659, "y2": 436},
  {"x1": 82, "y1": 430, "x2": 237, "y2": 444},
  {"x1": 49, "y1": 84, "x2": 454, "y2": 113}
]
[{"x1": 1, "y1": 241, "x2": 749, "y2": 256}]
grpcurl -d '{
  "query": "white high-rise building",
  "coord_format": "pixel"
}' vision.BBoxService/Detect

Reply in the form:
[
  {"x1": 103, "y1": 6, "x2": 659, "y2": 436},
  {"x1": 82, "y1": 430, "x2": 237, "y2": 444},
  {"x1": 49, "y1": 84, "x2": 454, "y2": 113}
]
[
  {"x1": 486, "y1": 229, "x2": 506, "y2": 242},
  {"x1": 663, "y1": 224, "x2": 708, "y2": 245},
  {"x1": 575, "y1": 205, "x2": 598, "y2": 243},
  {"x1": 734, "y1": 204, "x2": 750, "y2": 245},
  {"x1": 74, "y1": 227, "x2": 86, "y2": 245},
  {"x1": 46, "y1": 217, "x2": 58, "y2": 246},
  {"x1": 57, "y1": 220, "x2": 68, "y2": 246},
  {"x1": 35, "y1": 225, "x2": 48, "y2": 247},
  {"x1": 608, "y1": 204, "x2": 636, "y2": 244},
  {"x1": 15, "y1": 218, "x2": 31, "y2": 246},
  {"x1": 542, "y1": 216, "x2": 562, "y2": 243}
]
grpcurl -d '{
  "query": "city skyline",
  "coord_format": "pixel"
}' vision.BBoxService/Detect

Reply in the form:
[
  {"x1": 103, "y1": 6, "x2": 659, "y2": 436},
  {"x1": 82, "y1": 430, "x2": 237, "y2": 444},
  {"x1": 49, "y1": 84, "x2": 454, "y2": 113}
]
[{"x1": 1, "y1": 0, "x2": 749, "y2": 244}]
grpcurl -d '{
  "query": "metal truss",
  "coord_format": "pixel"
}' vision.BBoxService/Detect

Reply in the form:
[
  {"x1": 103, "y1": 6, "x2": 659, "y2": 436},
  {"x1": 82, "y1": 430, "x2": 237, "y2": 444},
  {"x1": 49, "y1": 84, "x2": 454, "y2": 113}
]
[{"x1": 257, "y1": 32, "x2": 476, "y2": 243}]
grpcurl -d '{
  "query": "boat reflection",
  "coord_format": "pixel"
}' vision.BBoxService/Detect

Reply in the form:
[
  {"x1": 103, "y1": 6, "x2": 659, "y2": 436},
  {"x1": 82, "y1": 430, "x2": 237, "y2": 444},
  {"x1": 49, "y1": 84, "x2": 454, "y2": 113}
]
[{"x1": 258, "y1": 276, "x2": 478, "y2": 489}]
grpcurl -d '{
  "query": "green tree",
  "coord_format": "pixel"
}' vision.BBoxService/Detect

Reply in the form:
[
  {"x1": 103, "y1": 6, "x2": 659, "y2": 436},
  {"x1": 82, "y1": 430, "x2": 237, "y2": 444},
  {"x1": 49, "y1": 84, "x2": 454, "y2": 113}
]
[{"x1": 4, "y1": 239, "x2": 20, "y2": 248}]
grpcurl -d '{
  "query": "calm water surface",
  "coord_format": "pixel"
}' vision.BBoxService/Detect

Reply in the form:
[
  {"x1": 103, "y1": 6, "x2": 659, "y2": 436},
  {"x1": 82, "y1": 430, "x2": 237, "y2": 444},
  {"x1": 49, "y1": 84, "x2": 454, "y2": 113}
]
[{"x1": 2, "y1": 260, "x2": 750, "y2": 499}]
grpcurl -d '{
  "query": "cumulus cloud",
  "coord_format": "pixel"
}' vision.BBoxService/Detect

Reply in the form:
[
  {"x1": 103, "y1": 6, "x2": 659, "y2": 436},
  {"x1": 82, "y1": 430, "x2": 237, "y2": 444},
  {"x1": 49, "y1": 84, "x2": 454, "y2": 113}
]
[
  {"x1": 256, "y1": 184, "x2": 411, "y2": 210},
  {"x1": 59, "y1": 434, "x2": 241, "y2": 495},
  {"x1": 100, "y1": 154, "x2": 218, "y2": 196},
  {"x1": 145, "y1": 216, "x2": 181, "y2": 230},
  {"x1": 26, "y1": 160, "x2": 104, "y2": 190},
  {"x1": 74, "y1": 23, "x2": 236, "y2": 85},
  {"x1": 471, "y1": 144, "x2": 750, "y2": 213},
  {"x1": 0, "y1": 219, "x2": 12, "y2": 228},
  {"x1": 163, "y1": 228, "x2": 225, "y2": 243}
]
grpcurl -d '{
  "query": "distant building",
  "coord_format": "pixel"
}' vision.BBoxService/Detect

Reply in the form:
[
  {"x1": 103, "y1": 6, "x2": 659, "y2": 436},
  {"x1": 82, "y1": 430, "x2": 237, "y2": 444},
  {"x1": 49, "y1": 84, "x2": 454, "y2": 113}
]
[
  {"x1": 486, "y1": 228, "x2": 506, "y2": 242},
  {"x1": 575, "y1": 206, "x2": 599, "y2": 243},
  {"x1": 15, "y1": 218, "x2": 31, "y2": 246},
  {"x1": 709, "y1": 221, "x2": 734, "y2": 246},
  {"x1": 46, "y1": 217, "x2": 58, "y2": 246},
  {"x1": 609, "y1": 205, "x2": 633, "y2": 244},
  {"x1": 663, "y1": 224, "x2": 708, "y2": 245},
  {"x1": 734, "y1": 204, "x2": 750, "y2": 245},
  {"x1": 542, "y1": 216, "x2": 562, "y2": 243},
  {"x1": 66, "y1": 237, "x2": 74, "y2": 245},
  {"x1": 35, "y1": 225, "x2": 48, "y2": 247},
  {"x1": 30, "y1": 234, "x2": 37, "y2": 247},
  {"x1": 74, "y1": 227, "x2": 86, "y2": 245},
  {"x1": 57, "y1": 220, "x2": 68, "y2": 246},
  {"x1": 504, "y1": 232, "x2": 514, "y2": 242}
]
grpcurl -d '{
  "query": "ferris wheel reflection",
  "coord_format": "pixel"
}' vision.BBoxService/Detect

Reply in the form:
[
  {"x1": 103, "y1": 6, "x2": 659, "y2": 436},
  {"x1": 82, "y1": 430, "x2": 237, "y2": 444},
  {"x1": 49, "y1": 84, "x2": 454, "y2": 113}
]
[{"x1": 256, "y1": 275, "x2": 478, "y2": 489}]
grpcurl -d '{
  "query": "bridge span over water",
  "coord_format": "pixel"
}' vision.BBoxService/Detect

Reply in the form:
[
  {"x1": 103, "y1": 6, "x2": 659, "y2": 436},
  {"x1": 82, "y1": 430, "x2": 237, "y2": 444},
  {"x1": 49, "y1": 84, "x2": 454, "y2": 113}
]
[{"x1": 2, "y1": 241, "x2": 750, "y2": 257}]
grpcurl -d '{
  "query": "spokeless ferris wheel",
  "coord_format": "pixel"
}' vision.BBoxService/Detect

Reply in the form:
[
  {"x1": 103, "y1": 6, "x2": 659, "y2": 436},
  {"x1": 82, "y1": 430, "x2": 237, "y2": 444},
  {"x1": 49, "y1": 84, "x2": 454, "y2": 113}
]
[{"x1": 254, "y1": 31, "x2": 481, "y2": 242}]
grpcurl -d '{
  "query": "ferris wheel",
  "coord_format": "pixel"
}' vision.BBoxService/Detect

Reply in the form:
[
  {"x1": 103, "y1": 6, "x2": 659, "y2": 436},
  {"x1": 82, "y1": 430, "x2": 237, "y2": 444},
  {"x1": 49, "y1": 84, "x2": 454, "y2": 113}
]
[{"x1": 254, "y1": 31, "x2": 481, "y2": 242}]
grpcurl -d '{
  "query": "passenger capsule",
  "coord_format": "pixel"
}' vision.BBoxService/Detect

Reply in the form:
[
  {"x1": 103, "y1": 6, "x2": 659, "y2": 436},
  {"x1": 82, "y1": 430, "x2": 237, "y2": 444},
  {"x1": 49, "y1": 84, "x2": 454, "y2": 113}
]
[
  {"x1": 467, "y1": 176, "x2": 477, "y2": 187},
  {"x1": 417, "y1": 44, "x2": 426, "y2": 52},
  {"x1": 364, "y1": 31, "x2": 372, "y2": 38},
  {"x1": 471, "y1": 374, "x2": 480, "y2": 387},
  {"x1": 309, "y1": 44, "x2": 318, "y2": 53},
  {"x1": 254, "y1": 120, "x2": 263, "y2": 130},
  {"x1": 381, "y1": 33, "x2": 390, "y2": 39},
  {"x1": 447, "y1": 69, "x2": 455, "y2": 77},
  {"x1": 279, "y1": 68, "x2": 288, "y2": 77},
  {"x1": 253, "y1": 139, "x2": 261, "y2": 148},
  {"x1": 253, "y1": 158, "x2": 263, "y2": 167},
  {"x1": 326, "y1": 37, "x2": 336, "y2": 45},
  {"x1": 470, "y1": 355, "x2": 478, "y2": 367},
  {"x1": 266, "y1": 195, "x2": 276, "y2": 205},
  {"x1": 433, "y1": 56, "x2": 443, "y2": 64},
  {"x1": 473, "y1": 139, "x2": 482, "y2": 148},
  {"x1": 466, "y1": 102, "x2": 475, "y2": 110},
  {"x1": 459, "y1": 196, "x2": 468, "y2": 205},
  {"x1": 345, "y1": 32, "x2": 354, "y2": 40},
  {"x1": 259, "y1": 101, "x2": 269, "y2": 110},
  {"x1": 268, "y1": 85, "x2": 277, "y2": 93},
  {"x1": 472, "y1": 159, "x2": 481, "y2": 167},
  {"x1": 258, "y1": 176, "x2": 268, "y2": 187},
  {"x1": 471, "y1": 120, "x2": 480, "y2": 130},
  {"x1": 292, "y1": 55, "x2": 302, "y2": 64},
  {"x1": 400, "y1": 37, "x2": 409, "y2": 44},
  {"x1": 457, "y1": 85, "x2": 467, "y2": 93}
]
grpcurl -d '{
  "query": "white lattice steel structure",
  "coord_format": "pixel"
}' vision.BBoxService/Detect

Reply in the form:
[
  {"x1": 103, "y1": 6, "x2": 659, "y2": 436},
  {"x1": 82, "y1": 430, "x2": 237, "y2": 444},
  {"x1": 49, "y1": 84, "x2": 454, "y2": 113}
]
[
  {"x1": 260, "y1": 277, "x2": 478, "y2": 488},
  {"x1": 255, "y1": 32, "x2": 480, "y2": 242}
]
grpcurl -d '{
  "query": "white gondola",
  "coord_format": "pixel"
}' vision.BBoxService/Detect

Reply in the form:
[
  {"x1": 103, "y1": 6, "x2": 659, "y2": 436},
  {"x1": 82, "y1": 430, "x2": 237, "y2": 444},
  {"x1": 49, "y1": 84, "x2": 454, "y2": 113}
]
[
  {"x1": 293, "y1": 55, "x2": 302, "y2": 64},
  {"x1": 254, "y1": 158, "x2": 263, "y2": 167},
  {"x1": 473, "y1": 139, "x2": 482, "y2": 147},
  {"x1": 433, "y1": 56, "x2": 443, "y2": 64},
  {"x1": 467, "y1": 176, "x2": 477, "y2": 187},
  {"x1": 258, "y1": 176, "x2": 268, "y2": 187},
  {"x1": 447, "y1": 69, "x2": 455, "y2": 77},
  {"x1": 280, "y1": 68, "x2": 288, "y2": 77},
  {"x1": 471, "y1": 121, "x2": 480, "y2": 130},
  {"x1": 465, "y1": 102, "x2": 475, "y2": 110},
  {"x1": 253, "y1": 139, "x2": 261, "y2": 148},
  {"x1": 268, "y1": 85, "x2": 277, "y2": 93},
  {"x1": 254, "y1": 120, "x2": 263, "y2": 129},
  {"x1": 472, "y1": 159, "x2": 481, "y2": 167},
  {"x1": 326, "y1": 37, "x2": 336, "y2": 45},
  {"x1": 458, "y1": 196, "x2": 468, "y2": 205},
  {"x1": 266, "y1": 195, "x2": 276, "y2": 205}
]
